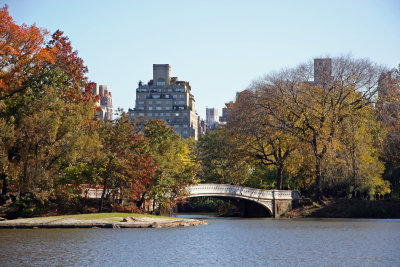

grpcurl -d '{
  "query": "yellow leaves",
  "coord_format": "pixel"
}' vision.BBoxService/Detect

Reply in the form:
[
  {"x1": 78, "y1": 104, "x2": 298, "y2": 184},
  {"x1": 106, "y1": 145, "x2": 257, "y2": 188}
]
[{"x1": 225, "y1": 57, "x2": 394, "y2": 196}]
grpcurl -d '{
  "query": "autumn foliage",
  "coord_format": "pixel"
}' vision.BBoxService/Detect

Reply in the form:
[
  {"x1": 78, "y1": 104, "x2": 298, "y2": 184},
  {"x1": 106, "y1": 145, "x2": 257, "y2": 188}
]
[
  {"x1": 0, "y1": 6, "x2": 199, "y2": 217},
  {"x1": 198, "y1": 57, "x2": 399, "y2": 201}
]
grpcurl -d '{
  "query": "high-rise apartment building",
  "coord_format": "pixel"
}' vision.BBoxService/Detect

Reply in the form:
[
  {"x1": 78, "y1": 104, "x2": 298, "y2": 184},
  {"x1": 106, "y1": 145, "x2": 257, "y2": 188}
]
[
  {"x1": 198, "y1": 119, "x2": 207, "y2": 136},
  {"x1": 314, "y1": 58, "x2": 333, "y2": 84},
  {"x1": 129, "y1": 64, "x2": 199, "y2": 139},
  {"x1": 206, "y1": 107, "x2": 219, "y2": 129},
  {"x1": 219, "y1": 105, "x2": 229, "y2": 124},
  {"x1": 93, "y1": 83, "x2": 113, "y2": 121}
]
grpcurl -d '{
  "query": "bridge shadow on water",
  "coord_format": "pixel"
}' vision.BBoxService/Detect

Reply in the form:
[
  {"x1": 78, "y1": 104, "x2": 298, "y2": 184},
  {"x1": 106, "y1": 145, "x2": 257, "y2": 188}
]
[{"x1": 177, "y1": 196, "x2": 272, "y2": 218}]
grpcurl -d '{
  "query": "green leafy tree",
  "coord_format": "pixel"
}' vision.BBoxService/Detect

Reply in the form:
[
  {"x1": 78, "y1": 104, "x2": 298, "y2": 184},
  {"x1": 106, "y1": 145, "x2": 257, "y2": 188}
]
[
  {"x1": 143, "y1": 120, "x2": 199, "y2": 214},
  {"x1": 197, "y1": 127, "x2": 250, "y2": 185},
  {"x1": 1, "y1": 70, "x2": 99, "y2": 214}
]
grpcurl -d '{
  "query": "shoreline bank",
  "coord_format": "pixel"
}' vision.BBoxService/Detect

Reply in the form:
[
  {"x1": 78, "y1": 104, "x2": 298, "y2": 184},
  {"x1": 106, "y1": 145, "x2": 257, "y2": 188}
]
[{"x1": 281, "y1": 199, "x2": 400, "y2": 219}]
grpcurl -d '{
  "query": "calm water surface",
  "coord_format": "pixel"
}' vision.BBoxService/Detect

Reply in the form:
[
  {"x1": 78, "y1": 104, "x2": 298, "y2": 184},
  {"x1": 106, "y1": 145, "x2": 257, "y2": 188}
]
[{"x1": 0, "y1": 215, "x2": 399, "y2": 266}]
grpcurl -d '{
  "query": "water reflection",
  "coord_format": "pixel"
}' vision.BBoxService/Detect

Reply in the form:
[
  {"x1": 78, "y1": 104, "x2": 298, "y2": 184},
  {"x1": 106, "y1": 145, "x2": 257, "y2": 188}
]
[
  {"x1": 0, "y1": 217, "x2": 399, "y2": 266},
  {"x1": 176, "y1": 212, "x2": 220, "y2": 219}
]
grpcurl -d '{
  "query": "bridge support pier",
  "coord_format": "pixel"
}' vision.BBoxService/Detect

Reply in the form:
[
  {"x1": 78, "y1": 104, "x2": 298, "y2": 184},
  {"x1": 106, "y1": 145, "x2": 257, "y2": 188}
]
[{"x1": 273, "y1": 199, "x2": 299, "y2": 218}]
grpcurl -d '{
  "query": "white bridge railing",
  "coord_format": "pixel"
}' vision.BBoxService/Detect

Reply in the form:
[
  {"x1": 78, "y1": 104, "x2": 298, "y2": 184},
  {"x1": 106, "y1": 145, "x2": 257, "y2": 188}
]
[{"x1": 187, "y1": 184, "x2": 301, "y2": 200}]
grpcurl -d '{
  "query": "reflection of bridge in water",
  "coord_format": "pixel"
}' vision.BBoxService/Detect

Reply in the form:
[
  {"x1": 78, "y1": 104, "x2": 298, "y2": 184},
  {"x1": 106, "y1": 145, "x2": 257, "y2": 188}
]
[{"x1": 187, "y1": 184, "x2": 301, "y2": 218}]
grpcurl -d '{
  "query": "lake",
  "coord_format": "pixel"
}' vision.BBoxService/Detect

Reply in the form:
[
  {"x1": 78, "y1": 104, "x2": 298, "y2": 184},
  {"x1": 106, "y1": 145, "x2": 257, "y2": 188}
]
[{"x1": 0, "y1": 215, "x2": 399, "y2": 266}]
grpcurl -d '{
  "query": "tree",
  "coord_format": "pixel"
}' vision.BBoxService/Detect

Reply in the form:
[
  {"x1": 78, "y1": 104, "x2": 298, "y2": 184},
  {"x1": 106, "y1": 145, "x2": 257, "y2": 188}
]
[
  {"x1": 0, "y1": 6, "x2": 99, "y2": 213},
  {"x1": 96, "y1": 112, "x2": 154, "y2": 212},
  {"x1": 254, "y1": 57, "x2": 385, "y2": 200},
  {"x1": 227, "y1": 89, "x2": 297, "y2": 189},
  {"x1": 323, "y1": 105, "x2": 388, "y2": 198},
  {"x1": 143, "y1": 120, "x2": 199, "y2": 214},
  {"x1": 377, "y1": 66, "x2": 400, "y2": 197},
  {"x1": 0, "y1": 70, "x2": 99, "y2": 213},
  {"x1": 197, "y1": 127, "x2": 250, "y2": 185},
  {"x1": 0, "y1": 5, "x2": 53, "y2": 101}
]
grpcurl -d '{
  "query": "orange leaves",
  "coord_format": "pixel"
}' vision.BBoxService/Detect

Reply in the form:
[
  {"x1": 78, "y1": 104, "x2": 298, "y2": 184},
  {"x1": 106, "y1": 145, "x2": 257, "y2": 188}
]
[
  {"x1": 0, "y1": 5, "x2": 92, "y2": 104},
  {"x1": 0, "y1": 5, "x2": 53, "y2": 96}
]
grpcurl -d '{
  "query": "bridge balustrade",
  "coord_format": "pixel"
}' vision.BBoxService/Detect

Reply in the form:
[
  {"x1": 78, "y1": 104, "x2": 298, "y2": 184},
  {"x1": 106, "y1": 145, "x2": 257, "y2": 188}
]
[{"x1": 188, "y1": 184, "x2": 300, "y2": 200}]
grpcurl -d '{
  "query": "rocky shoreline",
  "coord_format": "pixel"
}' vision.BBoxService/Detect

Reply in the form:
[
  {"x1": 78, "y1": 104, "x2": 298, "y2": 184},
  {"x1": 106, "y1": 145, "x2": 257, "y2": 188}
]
[{"x1": 0, "y1": 215, "x2": 208, "y2": 229}]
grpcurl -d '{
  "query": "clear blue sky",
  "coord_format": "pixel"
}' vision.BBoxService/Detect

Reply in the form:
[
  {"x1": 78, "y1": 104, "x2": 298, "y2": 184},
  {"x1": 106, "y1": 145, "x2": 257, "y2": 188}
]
[{"x1": 3, "y1": 0, "x2": 400, "y2": 118}]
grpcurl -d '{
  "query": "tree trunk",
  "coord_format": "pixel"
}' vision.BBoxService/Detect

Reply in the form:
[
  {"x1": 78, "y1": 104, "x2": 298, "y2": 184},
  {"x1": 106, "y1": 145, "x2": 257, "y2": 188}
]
[
  {"x1": 1, "y1": 173, "x2": 8, "y2": 196},
  {"x1": 312, "y1": 136, "x2": 324, "y2": 202},
  {"x1": 136, "y1": 192, "x2": 147, "y2": 209},
  {"x1": 351, "y1": 145, "x2": 358, "y2": 198},
  {"x1": 98, "y1": 177, "x2": 108, "y2": 213},
  {"x1": 276, "y1": 165, "x2": 283, "y2": 190},
  {"x1": 315, "y1": 156, "x2": 323, "y2": 202}
]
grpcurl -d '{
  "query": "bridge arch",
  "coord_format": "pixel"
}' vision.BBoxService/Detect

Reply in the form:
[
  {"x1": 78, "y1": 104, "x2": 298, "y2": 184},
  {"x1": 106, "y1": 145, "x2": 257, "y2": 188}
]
[
  {"x1": 186, "y1": 184, "x2": 301, "y2": 218},
  {"x1": 187, "y1": 194, "x2": 273, "y2": 217}
]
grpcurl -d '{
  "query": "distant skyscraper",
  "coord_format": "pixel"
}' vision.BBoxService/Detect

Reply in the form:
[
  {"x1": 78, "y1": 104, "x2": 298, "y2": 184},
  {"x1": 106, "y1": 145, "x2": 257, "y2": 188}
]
[
  {"x1": 314, "y1": 58, "x2": 333, "y2": 84},
  {"x1": 378, "y1": 71, "x2": 395, "y2": 100},
  {"x1": 129, "y1": 64, "x2": 199, "y2": 139},
  {"x1": 219, "y1": 104, "x2": 230, "y2": 124},
  {"x1": 198, "y1": 119, "x2": 207, "y2": 137},
  {"x1": 206, "y1": 107, "x2": 219, "y2": 129},
  {"x1": 93, "y1": 84, "x2": 113, "y2": 121}
]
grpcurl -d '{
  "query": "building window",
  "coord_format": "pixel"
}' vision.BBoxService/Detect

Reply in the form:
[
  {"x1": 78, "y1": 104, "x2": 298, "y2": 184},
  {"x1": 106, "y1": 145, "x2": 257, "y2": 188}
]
[
  {"x1": 156, "y1": 100, "x2": 162, "y2": 105},
  {"x1": 138, "y1": 101, "x2": 144, "y2": 105},
  {"x1": 165, "y1": 113, "x2": 171, "y2": 117},
  {"x1": 166, "y1": 106, "x2": 171, "y2": 110},
  {"x1": 147, "y1": 113, "x2": 152, "y2": 117},
  {"x1": 156, "y1": 106, "x2": 162, "y2": 110},
  {"x1": 178, "y1": 101, "x2": 185, "y2": 105},
  {"x1": 139, "y1": 113, "x2": 144, "y2": 116},
  {"x1": 156, "y1": 78, "x2": 165, "y2": 86},
  {"x1": 153, "y1": 95, "x2": 160, "y2": 99},
  {"x1": 173, "y1": 95, "x2": 177, "y2": 99},
  {"x1": 175, "y1": 113, "x2": 179, "y2": 117},
  {"x1": 148, "y1": 101, "x2": 152, "y2": 104},
  {"x1": 148, "y1": 106, "x2": 153, "y2": 110},
  {"x1": 183, "y1": 124, "x2": 188, "y2": 128},
  {"x1": 179, "y1": 94, "x2": 185, "y2": 98}
]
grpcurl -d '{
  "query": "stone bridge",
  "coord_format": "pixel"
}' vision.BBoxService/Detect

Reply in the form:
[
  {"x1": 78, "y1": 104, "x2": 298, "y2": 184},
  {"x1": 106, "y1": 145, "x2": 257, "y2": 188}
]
[{"x1": 187, "y1": 184, "x2": 301, "y2": 218}]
